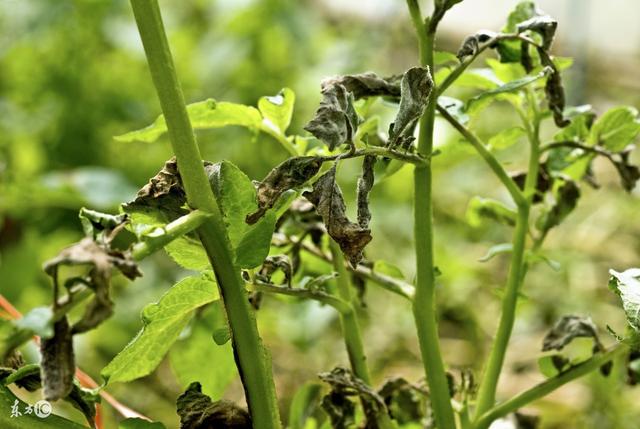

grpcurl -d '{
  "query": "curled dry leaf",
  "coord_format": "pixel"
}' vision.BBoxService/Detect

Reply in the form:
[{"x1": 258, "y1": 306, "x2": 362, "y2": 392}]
[
  {"x1": 247, "y1": 156, "x2": 323, "y2": 224},
  {"x1": 539, "y1": 50, "x2": 569, "y2": 128},
  {"x1": 356, "y1": 155, "x2": 376, "y2": 228},
  {"x1": 321, "y1": 72, "x2": 401, "y2": 100},
  {"x1": 542, "y1": 315, "x2": 603, "y2": 352},
  {"x1": 177, "y1": 382, "x2": 251, "y2": 429},
  {"x1": 388, "y1": 67, "x2": 433, "y2": 150},
  {"x1": 456, "y1": 30, "x2": 498, "y2": 61},
  {"x1": 303, "y1": 165, "x2": 372, "y2": 266},
  {"x1": 517, "y1": 15, "x2": 557, "y2": 50},
  {"x1": 378, "y1": 377, "x2": 427, "y2": 424},
  {"x1": 40, "y1": 317, "x2": 75, "y2": 401},
  {"x1": 304, "y1": 83, "x2": 360, "y2": 151},
  {"x1": 256, "y1": 255, "x2": 293, "y2": 287}
]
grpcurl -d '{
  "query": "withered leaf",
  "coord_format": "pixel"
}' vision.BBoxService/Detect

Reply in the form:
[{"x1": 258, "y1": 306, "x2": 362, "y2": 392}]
[
  {"x1": 40, "y1": 317, "x2": 75, "y2": 401},
  {"x1": 517, "y1": 15, "x2": 557, "y2": 51},
  {"x1": 613, "y1": 150, "x2": 640, "y2": 192},
  {"x1": 177, "y1": 382, "x2": 251, "y2": 429},
  {"x1": 456, "y1": 30, "x2": 498, "y2": 61},
  {"x1": 247, "y1": 156, "x2": 323, "y2": 224},
  {"x1": 542, "y1": 315, "x2": 603, "y2": 352},
  {"x1": 303, "y1": 166, "x2": 372, "y2": 266},
  {"x1": 256, "y1": 255, "x2": 293, "y2": 287},
  {"x1": 305, "y1": 83, "x2": 360, "y2": 151},
  {"x1": 321, "y1": 73, "x2": 401, "y2": 100},
  {"x1": 378, "y1": 377, "x2": 427, "y2": 424},
  {"x1": 539, "y1": 50, "x2": 569, "y2": 128},
  {"x1": 537, "y1": 178, "x2": 580, "y2": 234},
  {"x1": 356, "y1": 155, "x2": 376, "y2": 229},
  {"x1": 78, "y1": 208, "x2": 129, "y2": 242},
  {"x1": 388, "y1": 67, "x2": 433, "y2": 150}
]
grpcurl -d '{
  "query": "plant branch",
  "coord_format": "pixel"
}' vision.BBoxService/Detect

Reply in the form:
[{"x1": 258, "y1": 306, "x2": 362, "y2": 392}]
[
  {"x1": 540, "y1": 141, "x2": 613, "y2": 159},
  {"x1": 250, "y1": 281, "x2": 351, "y2": 315},
  {"x1": 406, "y1": 2, "x2": 457, "y2": 428},
  {"x1": 474, "y1": 345, "x2": 628, "y2": 429},
  {"x1": 259, "y1": 124, "x2": 299, "y2": 156},
  {"x1": 129, "y1": 1, "x2": 281, "y2": 427},
  {"x1": 437, "y1": 103, "x2": 527, "y2": 208}
]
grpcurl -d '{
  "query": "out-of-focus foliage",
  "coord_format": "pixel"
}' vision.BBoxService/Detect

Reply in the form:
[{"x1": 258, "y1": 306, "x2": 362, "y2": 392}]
[{"x1": 1, "y1": 0, "x2": 639, "y2": 428}]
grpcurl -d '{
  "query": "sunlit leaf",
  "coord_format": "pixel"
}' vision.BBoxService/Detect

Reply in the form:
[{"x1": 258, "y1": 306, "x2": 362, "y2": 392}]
[
  {"x1": 487, "y1": 126, "x2": 526, "y2": 150},
  {"x1": 589, "y1": 106, "x2": 640, "y2": 152},
  {"x1": 258, "y1": 88, "x2": 295, "y2": 134},
  {"x1": 609, "y1": 268, "x2": 640, "y2": 332}
]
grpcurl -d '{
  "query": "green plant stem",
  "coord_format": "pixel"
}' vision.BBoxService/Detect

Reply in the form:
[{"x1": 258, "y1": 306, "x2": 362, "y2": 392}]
[
  {"x1": 436, "y1": 104, "x2": 526, "y2": 208},
  {"x1": 406, "y1": 2, "x2": 457, "y2": 428},
  {"x1": 260, "y1": 124, "x2": 299, "y2": 156},
  {"x1": 474, "y1": 98, "x2": 541, "y2": 420},
  {"x1": 474, "y1": 345, "x2": 627, "y2": 429},
  {"x1": 129, "y1": 1, "x2": 281, "y2": 427}
]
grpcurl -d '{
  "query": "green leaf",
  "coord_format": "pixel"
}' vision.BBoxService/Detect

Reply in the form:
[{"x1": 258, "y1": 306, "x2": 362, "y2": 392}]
[
  {"x1": 0, "y1": 385, "x2": 87, "y2": 429},
  {"x1": 119, "y1": 418, "x2": 167, "y2": 429},
  {"x1": 478, "y1": 243, "x2": 513, "y2": 262},
  {"x1": 0, "y1": 320, "x2": 33, "y2": 363},
  {"x1": 538, "y1": 354, "x2": 569, "y2": 378},
  {"x1": 486, "y1": 59, "x2": 526, "y2": 83},
  {"x1": 15, "y1": 307, "x2": 54, "y2": 339},
  {"x1": 487, "y1": 127, "x2": 526, "y2": 150},
  {"x1": 288, "y1": 383, "x2": 323, "y2": 429},
  {"x1": 496, "y1": 1, "x2": 537, "y2": 63},
  {"x1": 434, "y1": 50, "x2": 458, "y2": 65},
  {"x1": 438, "y1": 96, "x2": 469, "y2": 125},
  {"x1": 589, "y1": 106, "x2": 640, "y2": 152},
  {"x1": 235, "y1": 211, "x2": 277, "y2": 268},
  {"x1": 455, "y1": 69, "x2": 500, "y2": 90},
  {"x1": 169, "y1": 303, "x2": 237, "y2": 400},
  {"x1": 115, "y1": 99, "x2": 262, "y2": 143},
  {"x1": 101, "y1": 274, "x2": 218, "y2": 383},
  {"x1": 469, "y1": 67, "x2": 550, "y2": 106},
  {"x1": 609, "y1": 268, "x2": 640, "y2": 332},
  {"x1": 258, "y1": 88, "x2": 295, "y2": 134},
  {"x1": 165, "y1": 237, "x2": 211, "y2": 271},
  {"x1": 466, "y1": 196, "x2": 517, "y2": 228},
  {"x1": 372, "y1": 260, "x2": 406, "y2": 280}
]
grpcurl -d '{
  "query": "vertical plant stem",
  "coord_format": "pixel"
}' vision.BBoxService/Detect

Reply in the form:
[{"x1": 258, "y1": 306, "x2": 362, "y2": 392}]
[
  {"x1": 474, "y1": 95, "x2": 541, "y2": 420},
  {"x1": 329, "y1": 241, "x2": 395, "y2": 429},
  {"x1": 129, "y1": 2, "x2": 281, "y2": 427},
  {"x1": 406, "y1": 1, "x2": 457, "y2": 428}
]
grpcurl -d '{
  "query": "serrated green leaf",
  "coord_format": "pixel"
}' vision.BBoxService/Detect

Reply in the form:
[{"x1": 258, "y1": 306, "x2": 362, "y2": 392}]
[
  {"x1": 589, "y1": 106, "x2": 640, "y2": 152},
  {"x1": 169, "y1": 303, "x2": 236, "y2": 400},
  {"x1": 115, "y1": 99, "x2": 262, "y2": 143},
  {"x1": 466, "y1": 196, "x2": 517, "y2": 228},
  {"x1": 165, "y1": 237, "x2": 211, "y2": 271},
  {"x1": 258, "y1": 88, "x2": 295, "y2": 134},
  {"x1": 479, "y1": 243, "x2": 513, "y2": 262},
  {"x1": 235, "y1": 211, "x2": 277, "y2": 268},
  {"x1": 101, "y1": 275, "x2": 217, "y2": 383},
  {"x1": 119, "y1": 418, "x2": 167, "y2": 429},
  {"x1": 469, "y1": 67, "x2": 549, "y2": 106},
  {"x1": 609, "y1": 268, "x2": 640, "y2": 332},
  {"x1": 0, "y1": 385, "x2": 87, "y2": 429},
  {"x1": 488, "y1": 127, "x2": 526, "y2": 150}
]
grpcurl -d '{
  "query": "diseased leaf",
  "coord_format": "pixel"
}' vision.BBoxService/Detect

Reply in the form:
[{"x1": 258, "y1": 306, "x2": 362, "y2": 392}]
[
  {"x1": 65, "y1": 379, "x2": 100, "y2": 428},
  {"x1": 539, "y1": 51, "x2": 569, "y2": 127},
  {"x1": 466, "y1": 196, "x2": 517, "y2": 228},
  {"x1": 378, "y1": 377, "x2": 427, "y2": 424},
  {"x1": 609, "y1": 268, "x2": 640, "y2": 332},
  {"x1": 40, "y1": 317, "x2": 74, "y2": 401},
  {"x1": 321, "y1": 73, "x2": 401, "y2": 100},
  {"x1": 78, "y1": 208, "x2": 129, "y2": 242},
  {"x1": 356, "y1": 155, "x2": 375, "y2": 229},
  {"x1": 115, "y1": 99, "x2": 262, "y2": 143},
  {"x1": 536, "y1": 178, "x2": 580, "y2": 234},
  {"x1": 517, "y1": 15, "x2": 557, "y2": 50},
  {"x1": 612, "y1": 151, "x2": 640, "y2": 192},
  {"x1": 456, "y1": 30, "x2": 497, "y2": 61},
  {"x1": 247, "y1": 156, "x2": 323, "y2": 225},
  {"x1": 388, "y1": 67, "x2": 433, "y2": 150},
  {"x1": 256, "y1": 255, "x2": 293, "y2": 287},
  {"x1": 589, "y1": 106, "x2": 640, "y2": 152},
  {"x1": 496, "y1": 1, "x2": 538, "y2": 63},
  {"x1": 101, "y1": 275, "x2": 217, "y2": 383},
  {"x1": 304, "y1": 166, "x2": 372, "y2": 266},
  {"x1": 258, "y1": 88, "x2": 295, "y2": 134},
  {"x1": 176, "y1": 382, "x2": 251, "y2": 429},
  {"x1": 305, "y1": 83, "x2": 359, "y2": 151},
  {"x1": 542, "y1": 315, "x2": 603, "y2": 352}
]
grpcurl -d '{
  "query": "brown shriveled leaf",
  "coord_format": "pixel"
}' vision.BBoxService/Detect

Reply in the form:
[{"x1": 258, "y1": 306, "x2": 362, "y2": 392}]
[
  {"x1": 303, "y1": 166, "x2": 372, "y2": 266},
  {"x1": 456, "y1": 30, "x2": 498, "y2": 61},
  {"x1": 388, "y1": 67, "x2": 433, "y2": 150},
  {"x1": 177, "y1": 382, "x2": 251, "y2": 429},
  {"x1": 542, "y1": 315, "x2": 603, "y2": 352},
  {"x1": 256, "y1": 255, "x2": 293, "y2": 287},
  {"x1": 538, "y1": 50, "x2": 569, "y2": 128},
  {"x1": 356, "y1": 155, "x2": 376, "y2": 229},
  {"x1": 517, "y1": 15, "x2": 557, "y2": 50},
  {"x1": 304, "y1": 84, "x2": 360, "y2": 151},
  {"x1": 377, "y1": 377, "x2": 427, "y2": 424},
  {"x1": 43, "y1": 237, "x2": 141, "y2": 334},
  {"x1": 613, "y1": 150, "x2": 640, "y2": 192},
  {"x1": 40, "y1": 317, "x2": 75, "y2": 401},
  {"x1": 247, "y1": 156, "x2": 323, "y2": 224},
  {"x1": 321, "y1": 73, "x2": 401, "y2": 100},
  {"x1": 319, "y1": 367, "x2": 387, "y2": 429}
]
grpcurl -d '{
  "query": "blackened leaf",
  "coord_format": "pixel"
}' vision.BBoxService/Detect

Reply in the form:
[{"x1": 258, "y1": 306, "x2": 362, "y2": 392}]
[
  {"x1": 78, "y1": 208, "x2": 129, "y2": 242},
  {"x1": 613, "y1": 151, "x2": 640, "y2": 192},
  {"x1": 40, "y1": 317, "x2": 74, "y2": 401},
  {"x1": 319, "y1": 367, "x2": 387, "y2": 429},
  {"x1": 517, "y1": 15, "x2": 557, "y2": 50},
  {"x1": 356, "y1": 155, "x2": 376, "y2": 229},
  {"x1": 2, "y1": 363, "x2": 41, "y2": 392},
  {"x1": 257, "y1": 255, "x2": 293, "y2": 287},
  {"x1": 388, "y1": 67, "x2": 433, "y2": 149},
  {"x1": 542, "y1": 315, "x2": 603, "y2": 352},
  {"x1": 496, "y1": 1, "x2": 538, "y2": 63},
  {"x1": 303, "y1": 166, "x2": 372, "y2": 266},
  {"x1": 539, "y1": 50, "x2": 569, "y2": 127},
  {"x1": 536, "y1": 178, "x2": 580, "y2": 233},
  {"x1": 378, "y1": 377, "x2": 427, "y2": 424},
  {"x1": 456, "y1": 30, "x2": 498, "y2": 61},
  {"x1": 177, "y1": 382, "x2": 251, "y2": 429},
  {"x1": 66, "y1": 379, "x2": 100, "y2": 428},
  {"x1": 511, "y1": 167, "x2": 552, "y2": 203},
  {"x1": 304, "y1": 83, "x2": 359, "y2": 151},
  {"x1": 609, "y1": 268, "x2": 640, "y2": 332},
  {"x1": 247, "y1": 156, "x2": 323, "y2": 224},
  {"x1": 321, "y1": 73, "x2": 401, "y2": 100}
]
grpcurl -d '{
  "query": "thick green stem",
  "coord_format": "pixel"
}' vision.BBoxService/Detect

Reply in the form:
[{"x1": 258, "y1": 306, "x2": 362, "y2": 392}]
[
  {"x1": 406, "y1": 2, "x2": 457, "y2": 428},
  {"x1": 474, "y1": 100, "x2": 541, "y2": 419},
  {"x1": 474, "y1": 345, "x2": 627, "y2": 429},
  {"x1": 129, "y1": 1, "x2": 281, "y2": 427}
]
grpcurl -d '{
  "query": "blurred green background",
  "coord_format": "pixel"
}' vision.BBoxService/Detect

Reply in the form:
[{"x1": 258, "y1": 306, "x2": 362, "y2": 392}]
[{"x1": 1, "y1": 0, "x2": 639, "y2": 427}]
